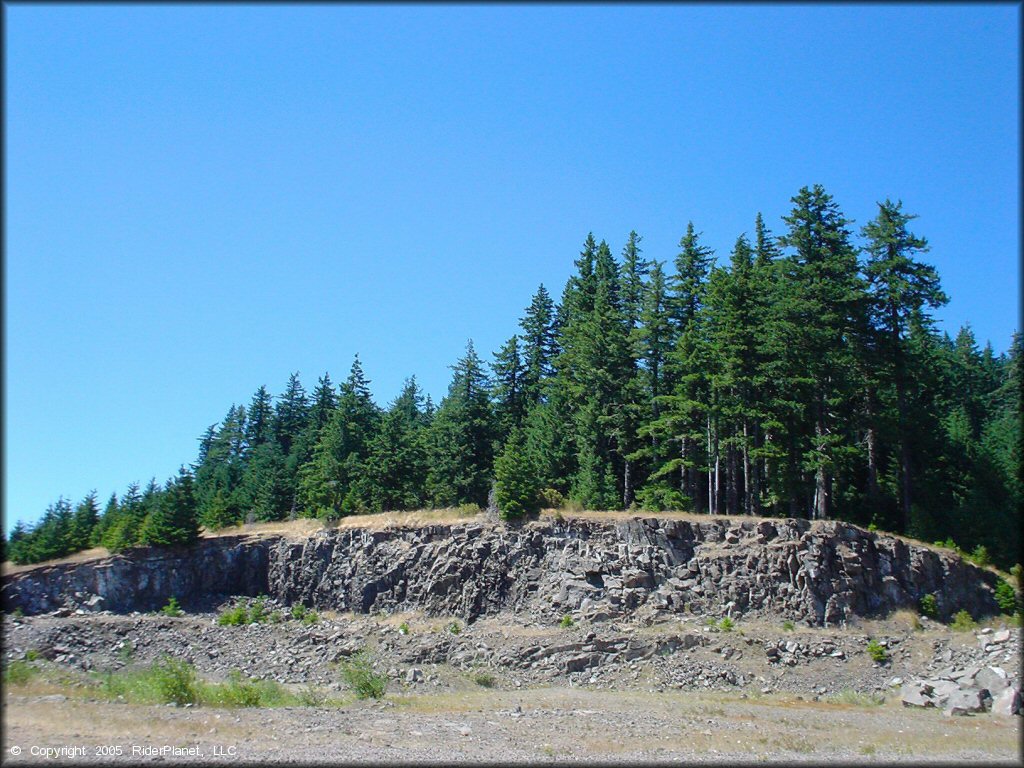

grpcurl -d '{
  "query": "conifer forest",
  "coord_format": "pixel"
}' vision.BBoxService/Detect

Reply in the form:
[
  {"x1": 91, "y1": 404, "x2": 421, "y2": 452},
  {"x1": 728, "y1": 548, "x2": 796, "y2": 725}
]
[{"x1": 7, "y1": 186, "x2": 1020, "y2": 570}]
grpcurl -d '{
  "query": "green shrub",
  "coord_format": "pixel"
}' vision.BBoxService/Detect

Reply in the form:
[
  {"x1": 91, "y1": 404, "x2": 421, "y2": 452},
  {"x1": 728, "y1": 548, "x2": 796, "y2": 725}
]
[
  {"x1": 160, "y1": 596, "x2": 184, "y2": 617},
  {"x1": 339, "y1": 652, "x2": 387, "y2": 700},
  {"x1": 398, "y1": 622, "x2": 410, "y2": 635},
  {"x1": 967, "y1": 545, "x2": 991, "y2": 567},
  {"x1": 718, "y1": 617, "x2": 735, "y2": 632},
  {"x1": 290, "y1": 603, "x2": 308, "y2": 620},
  {"x1": 202, "y1": 670, "x2": 293, "y2": 708},
  {"x1": 471, "y1": 669, "x2": 496, "y2": 688},
  {"x1": 248, "y1": 596, "x2": 268, "y2": 623},
  {"x1": 301, "y1": 610, "x2": 319, "y2": 626},
  {"x1": 4, "y1": 660, "x2": 36, "y2": 686},
  {"x1": 995, "y1": 579, "x2": 1018, "y2": 615},
  {"x1": 24, "y1": 649, "x2": 40, "y2": 662},
  {"x1": 950, "y1": 609, "x2": 977, "y2": 631},
  {"x1": 11, "y1": 607, "x2": 24, "y2": 619},
  {"x1": 559, "y1": 614, "x2": 574, "y2": 629},
  {"x1": 933, "y1": 537, "x2": 960, "y2": 553},
  {"x1": 268, "y1": 610, "x2": 283, "y2": 624},
  {"x1": 538, "y1": 488, "x2": 565, "y2": 509},
  {"x1": 217, "y1": 604, "x2": 249, "y2": 626},
  {"x1": 866, "y1": 639, "x2": 889, "y2": 663},
  {"x1": 297, "y1": 685, "x2": 327, "y2": 707},
  {"x1": 447, "y1": 620, "x2": 462, "y2": 635},
  {"x1": 782, "y1": 620, "x2": 795, "y2": 632},
  {"x1": 635, "y1": 485, "x2": 689, "y2": 513},
  {"x1": 494, "y1": 429, "x2": 541, "y2": 520},
  {"x1": 151, "y1": 656, "x2": 198, "y2": 706},
  {"x1": 919, "y1": 593, "x2": 939, "y2": 619}
]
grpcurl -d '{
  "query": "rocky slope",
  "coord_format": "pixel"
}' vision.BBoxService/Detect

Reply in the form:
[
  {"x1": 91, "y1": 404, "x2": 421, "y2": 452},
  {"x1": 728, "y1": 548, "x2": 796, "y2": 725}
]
[{"x1": 1, "y1": 515, "x2": 1004, "y2": 626}]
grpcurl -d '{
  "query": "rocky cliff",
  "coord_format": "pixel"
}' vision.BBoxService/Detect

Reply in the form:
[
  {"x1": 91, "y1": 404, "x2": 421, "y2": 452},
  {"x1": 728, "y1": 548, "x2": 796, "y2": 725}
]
[{"x1": 1, "y1": 516, "x2": 1003, "y2": 625}]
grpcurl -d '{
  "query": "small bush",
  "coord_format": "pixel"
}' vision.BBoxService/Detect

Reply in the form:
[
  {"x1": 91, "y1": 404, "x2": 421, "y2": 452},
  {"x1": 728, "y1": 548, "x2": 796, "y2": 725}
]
[
  {"x1": 453, "y1": 503, "x2": 482, "y2": 517},
  {"x1": 967, "y1": 545, "x2": 991, "y2": 567},
  {"x1": 718, "y1": 617, "x2": 735, "y2": 632},
  {"x1": 297, "y1": 685, "x2": 327, "y2": 707},
  {"x1": 933, "y1": 537, "x2": 960, "y2": 553},
  {"x1": 538, "y1": 488, "x2": 565, "y2": 509},
  {"x1": 447, "y1": 620, "x2": 462, "y2": 635},
  {"x1": 4, "y1": 660, "x2": 36, "y2": 686},
  {"x1": 782, "y1": 620, "x2": 795, "y2": 632},
  {"x1": 919, "y1": 593, "x2": 939, "y2": 620},
  {"x1": 339, "y1": 652, "x2": 387, "y2": 700},
  {"x1": 151, "y1": 656, "x2": 198, "y2": 706},
  {"x1": 398, "y1": 622, "x2": 410, "y2": 635},
  {"x1": 24, "y1": 649, "x2": 40, "y2": 662},
  {"x1": 12, "y1": 607, "x2": 24, "y2": 619},
  {"x1": 203, "y1": 670, "x2": 293, "y2": 708},
  {"x1": 471, "y1": 669, "x2": 496, "y2": 688},
  {"x1": 866, "y1": 639, "x2": 889, "y2": 663},
  {"x1": 160, "y1": 596, "x2": 184, "y2": 617},
  {"x1": 950, "y1": 609, "x2": 977, "y2": 631},
  {"x1": 559, "y1": 614, "x2": 574, "y2": 629},
  {"x1": 301, "y1": 610, "x2": 319, "y2": 626},
  {"x1": 248, "y1": 596, "x2": 268, "y2": 623},
  {"x1": 268, "y1": 610, "x2": 283, "y2": 624},
  {"x1": 995, "y1": 579, "x2": 1019, "y2": 615},
  {"x1": 218, "y1": 604, "x2": 249, "y2": 626}
]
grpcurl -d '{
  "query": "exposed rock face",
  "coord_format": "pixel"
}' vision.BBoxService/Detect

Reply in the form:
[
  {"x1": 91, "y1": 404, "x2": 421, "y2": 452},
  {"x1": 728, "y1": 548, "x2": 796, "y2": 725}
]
[
  {"x1": 1, "y1": 517, "x2": 1003, "y2": 625},
  {"x1": 2, "y1": 536, "x2": 269, "y2": 615}
]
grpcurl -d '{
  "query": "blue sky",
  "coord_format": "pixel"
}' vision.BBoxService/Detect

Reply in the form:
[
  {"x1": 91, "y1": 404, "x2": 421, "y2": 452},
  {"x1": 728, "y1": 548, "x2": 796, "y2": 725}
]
[{"x1": 4, "y1": 4, "x2": 1019, "y2": 533}]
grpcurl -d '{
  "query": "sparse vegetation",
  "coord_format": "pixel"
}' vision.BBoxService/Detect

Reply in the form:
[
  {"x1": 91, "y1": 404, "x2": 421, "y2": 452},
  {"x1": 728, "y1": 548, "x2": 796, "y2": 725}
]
[
  {"x1": 339, "y1": 652, "x2": 387, "y2": 700},
  {"x1": 782, "y1": 620, "x2": 795, "y2": 632},
  {"x1": 150, "y1": 655, "x2": 199, "y2": 706},
  {"x1": 24, "y1": 649, "x2": 40, "y2": 662},
  {"x1": 447, "y1": 620, "x2": 462, "y2": 635},
  {"x1": 398, "y1": 621, "x2": 410, "y2": 635},
  {"x1": 829, "y1": 689, "x2": 886, "y2": 707},
  {"x1": 966, "y1": 545, "x2": 991, "y2": 566},
  {"x1": 160, "y1": 596, "x2": 184, "y2": 617},
  {"x1": 718, "y1": 617, "x2": 735, "y2": 632},
  {"x1": 3, "y1": 659, "x2": 37, "y2": 686},
  {"x1": 559, "y1": 614, "x2": 574, "y2": 628},
  {"x1": 217, "y1": 603, "x2": 250, "y2": 626},
  {"x1": 950, "y1": 609, "x2": 977, "y2": 631},
  {"x1": 919, "y1": 593, "x2": 938, "y2": 620},
  {"x1": 471, "y1": 669, "x2": 496, "y2": 688},
  {"x1": 866, "y1": 639, "x2": 889, "y2": 663},
  {"x1": 538, "y1": 488, "x2": 565, "y2": 509}
]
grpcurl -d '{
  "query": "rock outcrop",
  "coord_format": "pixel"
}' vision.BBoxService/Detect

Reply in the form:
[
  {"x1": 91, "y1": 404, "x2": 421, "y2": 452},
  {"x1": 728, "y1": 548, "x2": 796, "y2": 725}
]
[{"x1": 1, "y1": 516, "x2": 1005, "y2": 626}]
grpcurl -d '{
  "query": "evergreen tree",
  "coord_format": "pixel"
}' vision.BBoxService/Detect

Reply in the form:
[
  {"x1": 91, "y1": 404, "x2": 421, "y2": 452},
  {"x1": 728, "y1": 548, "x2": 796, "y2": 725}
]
[
  {"x1": 68, "y1": 491, "x2": 100, "y2": 552},
  {"x1": 245, "y1": 386, "x2": 275, "y2": 449},
  {"x1": 492, "y1": 335, "x2": 528, "y2": 439},
  {"x1": 862, "y1": 198, "x2": 947, "y2": 531},
  {"x1": 363, "y1": 378, "x2": 430, "y2": 511},
  {"x1": 494, "y1": 427, "x2": 541, "y2": 520},
  {"x1": 426, "y1": 341, "x2": 495, "y2": 507},
  {"x1": 139, "y1": 467, "x2": 200, "y2": 547},
  {"x1": 519, "y1": 284, "x2": 558, "y2": 403}
]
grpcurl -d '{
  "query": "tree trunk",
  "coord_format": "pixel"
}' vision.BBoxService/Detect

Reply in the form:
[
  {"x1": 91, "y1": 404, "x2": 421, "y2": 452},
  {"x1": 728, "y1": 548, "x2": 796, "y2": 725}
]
[
  {"x1": 707, "y1": 415, "x2": 714, "y2": 515},
  {"x1": 742, "y1": 421, "x2": 753, "y2": 515},
  {"x1": 813, "y1": 394, "x2": 830, "y2": 520},
  {"x1": 727, "y1": 440, "x2": 738, "y2": 515},
  {"x1": 623, "y1": 458, "x2": 634, "y2": 509}
]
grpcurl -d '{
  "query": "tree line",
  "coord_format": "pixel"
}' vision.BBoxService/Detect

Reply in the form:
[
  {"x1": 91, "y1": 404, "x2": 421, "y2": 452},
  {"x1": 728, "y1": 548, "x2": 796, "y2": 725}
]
[{"x1": 6, "y1": 185, "x2": 1020, "y2": 569}]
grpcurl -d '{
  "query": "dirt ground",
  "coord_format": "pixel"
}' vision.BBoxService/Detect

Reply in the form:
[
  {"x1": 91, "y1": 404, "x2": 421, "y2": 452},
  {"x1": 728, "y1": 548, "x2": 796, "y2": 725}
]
[{"x1": 4, "y1": 683, "x2": 1021, "y2": 764}]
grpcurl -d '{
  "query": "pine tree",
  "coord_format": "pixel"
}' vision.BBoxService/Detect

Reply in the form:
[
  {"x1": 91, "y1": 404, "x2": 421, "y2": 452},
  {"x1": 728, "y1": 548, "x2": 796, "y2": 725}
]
[
  {"x1": 426, "y1": 341, "x2": 495, "y2": 507},
  {"x1": 778, "y1": 185, "x2": 867, "y2": 520},
  {"x1": 274, "y1": 373, "x2": 309, "y2": 456},
  {"x1": 519, "y1": 284, "x2": 558, "y2": 403},
  {"x1": 310, "y1": 373, "x2": 339, "y2": 433},
  {"x1": 139, "y1": 467, "x2": 200, "y2": 547},
  {"x1": 245, "y1": 386, "x2": 275, "y2": 449},
  {"x1": 363, "y1": 378, "x2": 429, "y2": 511},
  {"x1": 68, "y1": 491, "x2": 100, "y2": 552},
  {"x1": 494, "y1": 427, "x2": 541, "y2": 520},
  {"x1": 861, "y1": 199, "x2": 947, "y2": 531},
  {"x1": 492, "y1": 335, "x2": 528, "y2": 439}
]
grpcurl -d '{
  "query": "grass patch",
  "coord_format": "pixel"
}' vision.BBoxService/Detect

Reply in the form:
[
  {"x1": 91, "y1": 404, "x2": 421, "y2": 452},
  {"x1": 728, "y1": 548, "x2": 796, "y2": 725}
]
[
  {"x1": 3, "y1": 659, "x2": 38, "y2": 686},
  {"x1": 828, "y1": 689, "x2": 886, "y2": 707},
  {"x1": 891, "y1": 608, "x2": 922, "y2": 631},
  {"x1": 718, "y1": 617, "x2": 735, "y2": 632},
  {"x1": 447, "y1": 620, "x2": 462, "y2": 635},
  {"x1": 339, "y1": 652, "x2": 387, "y2": 700},
  {"x1": 782, "y1": 620, "x2": 795, "y2": 632}
]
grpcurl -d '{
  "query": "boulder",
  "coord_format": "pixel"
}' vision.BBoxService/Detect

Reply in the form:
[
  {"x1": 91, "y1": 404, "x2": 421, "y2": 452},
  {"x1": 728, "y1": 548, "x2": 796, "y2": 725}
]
[{"x1": 991, "y1": 687, "x2": 1022, "y2": 717}]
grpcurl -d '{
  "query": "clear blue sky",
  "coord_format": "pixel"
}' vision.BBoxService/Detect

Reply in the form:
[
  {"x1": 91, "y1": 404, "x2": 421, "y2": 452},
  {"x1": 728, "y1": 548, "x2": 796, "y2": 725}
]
[{"x1": 4, "y1": 4, "x2": 1019, "y2": 533}]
